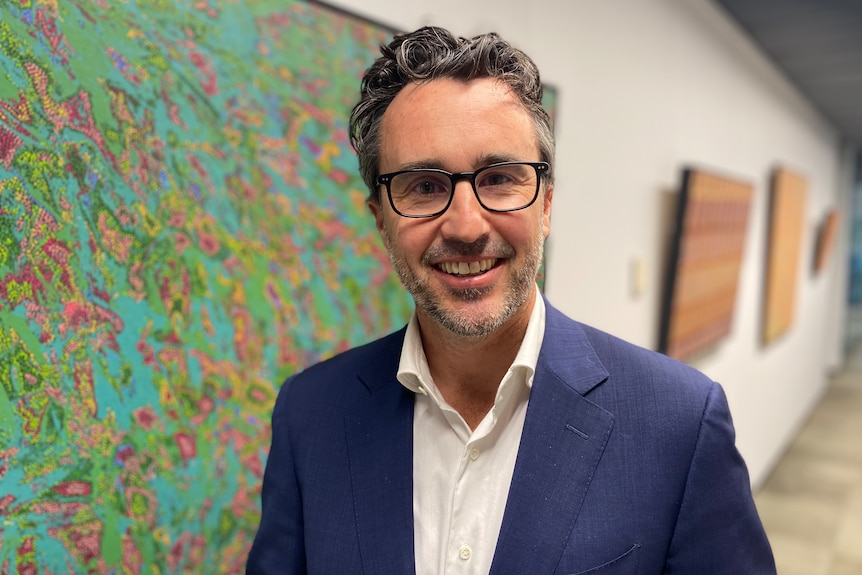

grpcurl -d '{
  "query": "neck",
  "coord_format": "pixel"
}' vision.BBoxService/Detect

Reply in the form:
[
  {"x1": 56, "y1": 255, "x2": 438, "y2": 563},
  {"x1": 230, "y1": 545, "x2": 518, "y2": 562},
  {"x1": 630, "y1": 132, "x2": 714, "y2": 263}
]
[{"x1": 417, "y1": 296, "x2": 535, "y2": 429}]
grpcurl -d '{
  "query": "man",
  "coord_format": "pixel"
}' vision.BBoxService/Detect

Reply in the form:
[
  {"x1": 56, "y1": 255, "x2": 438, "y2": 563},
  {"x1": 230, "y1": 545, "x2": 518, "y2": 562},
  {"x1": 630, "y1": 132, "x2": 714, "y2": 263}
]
[{"x1": 247, "y1": 26, "x2": 775, "y2": 575}]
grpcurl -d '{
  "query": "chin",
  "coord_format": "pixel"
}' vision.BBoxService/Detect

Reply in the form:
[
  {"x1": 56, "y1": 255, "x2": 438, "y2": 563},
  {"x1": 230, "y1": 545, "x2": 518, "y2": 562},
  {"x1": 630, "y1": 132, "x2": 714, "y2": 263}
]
[{"x1": 425, "y1": 296, "x2": 518, "y2": 338}]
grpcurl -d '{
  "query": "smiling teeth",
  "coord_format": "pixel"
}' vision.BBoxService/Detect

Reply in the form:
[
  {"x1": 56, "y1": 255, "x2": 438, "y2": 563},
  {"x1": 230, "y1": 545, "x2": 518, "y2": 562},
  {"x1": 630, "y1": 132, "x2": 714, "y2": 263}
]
[{"x1": 440, "y1": 259, "x2": 496, "y2": 276}]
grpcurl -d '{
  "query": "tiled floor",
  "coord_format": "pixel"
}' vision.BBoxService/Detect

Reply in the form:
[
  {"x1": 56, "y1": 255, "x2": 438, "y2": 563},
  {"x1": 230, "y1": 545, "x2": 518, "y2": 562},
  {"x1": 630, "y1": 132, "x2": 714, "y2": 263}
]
[{"x1": 754, "y1": 346, "x2": 862, "y2": 575}]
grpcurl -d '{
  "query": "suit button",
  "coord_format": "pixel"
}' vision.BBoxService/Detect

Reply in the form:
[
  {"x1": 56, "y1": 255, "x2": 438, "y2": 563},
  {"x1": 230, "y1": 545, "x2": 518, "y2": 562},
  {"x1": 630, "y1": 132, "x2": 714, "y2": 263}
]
[{"x1": 459, "y1": 544, "x2": 472, "y2": 560}]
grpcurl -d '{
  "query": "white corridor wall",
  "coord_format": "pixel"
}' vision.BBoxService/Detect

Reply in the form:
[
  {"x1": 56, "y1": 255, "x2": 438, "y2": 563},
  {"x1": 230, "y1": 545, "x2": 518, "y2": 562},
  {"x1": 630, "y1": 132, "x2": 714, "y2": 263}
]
[{"x1": 324, "y1": 0, "x2": 854, "y2": 488}]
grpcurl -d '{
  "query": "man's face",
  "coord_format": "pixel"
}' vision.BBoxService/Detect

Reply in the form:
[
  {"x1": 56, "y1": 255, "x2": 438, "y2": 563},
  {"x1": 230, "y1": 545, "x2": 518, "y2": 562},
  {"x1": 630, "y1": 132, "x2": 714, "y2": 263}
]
[{"x1": 370, "y1": 77, "x2": 553, "y2": 338}]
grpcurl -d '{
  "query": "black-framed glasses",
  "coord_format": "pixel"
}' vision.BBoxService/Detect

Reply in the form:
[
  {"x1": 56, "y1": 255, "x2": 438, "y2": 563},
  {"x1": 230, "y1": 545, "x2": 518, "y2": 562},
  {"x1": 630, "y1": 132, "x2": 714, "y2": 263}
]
[{"x1": 376, "y1": 161, "x2": 549, "y2": 218}]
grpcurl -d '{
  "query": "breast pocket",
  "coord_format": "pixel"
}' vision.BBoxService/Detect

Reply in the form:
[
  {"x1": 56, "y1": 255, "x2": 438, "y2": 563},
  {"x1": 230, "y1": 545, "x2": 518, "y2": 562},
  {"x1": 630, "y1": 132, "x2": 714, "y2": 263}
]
[{"x1": 563, "y1": 543, "x2": 641, "y2": 575}]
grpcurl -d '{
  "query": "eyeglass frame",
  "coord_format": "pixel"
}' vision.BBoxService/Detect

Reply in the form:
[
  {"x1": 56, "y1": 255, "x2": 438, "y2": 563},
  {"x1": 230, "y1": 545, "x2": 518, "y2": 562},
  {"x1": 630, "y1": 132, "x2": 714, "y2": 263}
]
[{"x1": 375, "y1": 161, "x2": 550, "y2": 219}]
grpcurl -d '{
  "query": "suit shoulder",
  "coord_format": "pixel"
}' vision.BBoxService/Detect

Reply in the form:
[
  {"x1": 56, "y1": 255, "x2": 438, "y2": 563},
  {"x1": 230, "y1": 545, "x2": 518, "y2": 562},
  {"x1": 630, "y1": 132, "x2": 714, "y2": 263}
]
[
  {"x1": 573, "y1": 320, "x2": 716, "y2": 402},
  {"x1": 565, "y1": 320, "x2": 727, "y2": 446},
  {"x1": 303, "y1": 328, "x2": 405, "y2": 377},
  {"x1": 585, "y1": 322, "x2": 709, "y2": 375},
  {"x1": 278, "y1": 327, "x2": 406, "y2": 402}
]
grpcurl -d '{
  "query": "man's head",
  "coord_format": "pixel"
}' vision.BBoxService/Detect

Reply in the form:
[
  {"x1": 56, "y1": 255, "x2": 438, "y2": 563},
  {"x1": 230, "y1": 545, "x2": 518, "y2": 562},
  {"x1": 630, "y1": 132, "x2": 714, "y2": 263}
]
[
  {"x1": 350, "y1": 26, "x2": 555, "y2": 204},
  {"x1": 352, "y1": 27, "x2": 554, "y2": 339}
]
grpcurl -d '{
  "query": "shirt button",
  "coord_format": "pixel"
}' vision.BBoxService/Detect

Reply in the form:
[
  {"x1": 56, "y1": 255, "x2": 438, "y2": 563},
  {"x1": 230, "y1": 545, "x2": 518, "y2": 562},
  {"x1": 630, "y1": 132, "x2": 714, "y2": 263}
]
[
  {"x1": 469, "y1": 448, "x2": 480, "y2": 461},
  {"x1": 459, "y1": 544, "x2": 472, "y2": 560}
]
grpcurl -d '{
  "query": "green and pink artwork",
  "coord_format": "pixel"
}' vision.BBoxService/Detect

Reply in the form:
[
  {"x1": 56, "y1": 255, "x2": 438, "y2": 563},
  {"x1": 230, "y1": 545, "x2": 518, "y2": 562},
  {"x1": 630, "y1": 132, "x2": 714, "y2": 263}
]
[{"x1": 0, "y1": 0, "x2": 412, "y2": 571}]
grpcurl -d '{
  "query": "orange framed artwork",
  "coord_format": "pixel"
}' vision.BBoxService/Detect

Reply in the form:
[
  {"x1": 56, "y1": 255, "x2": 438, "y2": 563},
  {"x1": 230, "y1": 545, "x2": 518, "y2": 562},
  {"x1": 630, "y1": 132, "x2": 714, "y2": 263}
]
[
  {"x1": 813, "y1": 209, "x2": 840, "y2": 274},
  {"x1": 659, "y1": 168, "x2": 754, "y2": 361},
  {"x1": 763, "y1": 167, "x2": 808, "y2": 344}
]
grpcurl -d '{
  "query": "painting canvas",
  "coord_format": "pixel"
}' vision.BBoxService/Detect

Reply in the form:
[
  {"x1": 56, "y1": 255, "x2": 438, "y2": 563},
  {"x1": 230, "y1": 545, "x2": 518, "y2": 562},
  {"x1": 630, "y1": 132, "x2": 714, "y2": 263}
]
[
  {"x1": 659, "y1": 168, "x2": 753, "y2": 361},
  {"x1": 536, "y1": 84, "x2": 558, "y2": 291},
  {"x1": 0, "y1": 1, "x2": 415, "y2": 572},
  {"x1": 763, "y1": 167, "x2": 808, "y2": 344},
  {"x1": 813, "y1": 209, "x2": 840, "y2": 274}
]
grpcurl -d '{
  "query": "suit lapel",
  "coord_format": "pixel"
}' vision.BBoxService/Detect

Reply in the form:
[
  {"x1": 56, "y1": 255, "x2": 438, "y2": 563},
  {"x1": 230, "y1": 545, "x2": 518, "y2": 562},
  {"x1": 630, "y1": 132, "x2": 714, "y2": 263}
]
[
  {"x1": 345, "y1": 330, "x2": 417, "y2": 575},
  {"x1": 490, "y1": 305, "x2": 614, "y2": 574}
]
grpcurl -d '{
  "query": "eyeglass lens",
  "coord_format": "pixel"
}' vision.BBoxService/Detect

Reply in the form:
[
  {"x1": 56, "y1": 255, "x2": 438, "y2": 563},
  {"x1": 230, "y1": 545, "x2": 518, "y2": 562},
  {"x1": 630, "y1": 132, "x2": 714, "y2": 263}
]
[{"x1": 389, "y1": 163, "x2": 539, "y2": 217}]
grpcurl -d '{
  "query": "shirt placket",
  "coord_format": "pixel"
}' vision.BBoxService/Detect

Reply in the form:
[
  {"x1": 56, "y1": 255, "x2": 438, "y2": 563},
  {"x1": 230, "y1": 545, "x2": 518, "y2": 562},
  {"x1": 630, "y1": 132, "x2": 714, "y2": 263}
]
[{"x1": 443, "y1": 431, "x2": 490, "y2": 575}]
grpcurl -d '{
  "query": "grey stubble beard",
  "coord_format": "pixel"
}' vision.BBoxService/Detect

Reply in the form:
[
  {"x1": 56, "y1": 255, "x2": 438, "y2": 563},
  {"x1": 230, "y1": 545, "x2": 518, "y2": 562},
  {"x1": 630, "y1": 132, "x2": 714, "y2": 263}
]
[{"x1": 382, "y1": 223, "x2": 545, "y2": 338}]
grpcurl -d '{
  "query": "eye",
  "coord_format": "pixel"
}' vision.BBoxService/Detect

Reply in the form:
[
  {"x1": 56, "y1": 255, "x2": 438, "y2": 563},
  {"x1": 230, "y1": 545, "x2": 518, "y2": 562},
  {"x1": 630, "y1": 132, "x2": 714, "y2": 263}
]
[
  {"x1": 477, "y1": 168, "x2": 517, "y2": 188},
  {"x1": 396, "y1": 172, "x2": 449, "y2": 197},
  {"x1": 410, "y1": 179, "x2": 448, "y2": 195},
  {"x1": 482, "y1": 172, "x2": 513, "y2": 187}
]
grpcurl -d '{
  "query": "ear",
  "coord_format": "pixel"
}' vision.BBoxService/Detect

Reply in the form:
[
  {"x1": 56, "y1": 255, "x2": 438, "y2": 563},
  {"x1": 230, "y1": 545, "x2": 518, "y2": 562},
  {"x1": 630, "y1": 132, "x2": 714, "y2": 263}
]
[
  {"x1": 368, "y1": 198, "x2": 386, "y2": 237},
  {"x1": 541, "y1": 183, "x2": 553, "y2": 239}
]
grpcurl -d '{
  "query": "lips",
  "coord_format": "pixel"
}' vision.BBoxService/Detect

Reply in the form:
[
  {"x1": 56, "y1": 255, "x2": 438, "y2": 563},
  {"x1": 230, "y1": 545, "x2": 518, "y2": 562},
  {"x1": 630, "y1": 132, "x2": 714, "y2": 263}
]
[{"x1": 437, "y1": 258, "x2": 497, "y2": 276}]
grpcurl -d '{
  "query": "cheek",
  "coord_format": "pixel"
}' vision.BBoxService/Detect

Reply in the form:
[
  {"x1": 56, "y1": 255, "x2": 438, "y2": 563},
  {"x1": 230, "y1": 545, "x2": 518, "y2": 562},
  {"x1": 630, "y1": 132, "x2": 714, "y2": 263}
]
[
  {"x1": 521, "y1": 208, "x2": 549, "y2": 241},
  {"x1": 393, "y1": 224, "x2": 441, "y2": 265},
  {"x1": 380, "y1": 226, "x2": 392, "y2": 251},
  {"x1": 381, "y1": 220, "x2": 410, "y2": 255},
  {"x1": 377, "y1": 211, "x2": 401, "y2": 251}
]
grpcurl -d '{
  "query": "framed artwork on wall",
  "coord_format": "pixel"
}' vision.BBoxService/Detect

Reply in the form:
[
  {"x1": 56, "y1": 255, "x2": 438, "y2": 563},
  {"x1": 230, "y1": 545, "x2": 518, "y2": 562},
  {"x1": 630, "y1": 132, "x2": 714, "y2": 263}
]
[
  {"x1": 537, "y1": 83, "x2": 558, "y2": 292},
  {"x1": 659, "y1": 168, "x2": 754, "y2": 361},
  {"x1": 763, "y1": 167, "x2": 808, "y2": 345},
  {"x1": 813, "y1": 209, "x2": 840, "y2": 275},
  {"x1": 0, "y1": 0, "x2": 410, "y2": 572}
]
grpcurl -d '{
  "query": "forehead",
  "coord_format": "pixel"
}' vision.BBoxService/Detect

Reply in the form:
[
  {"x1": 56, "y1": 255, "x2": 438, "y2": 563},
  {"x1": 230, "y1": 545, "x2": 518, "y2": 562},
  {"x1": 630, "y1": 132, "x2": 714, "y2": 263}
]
[{"x1": 379, "y1": 77, "x2": 538, "y2": 171}]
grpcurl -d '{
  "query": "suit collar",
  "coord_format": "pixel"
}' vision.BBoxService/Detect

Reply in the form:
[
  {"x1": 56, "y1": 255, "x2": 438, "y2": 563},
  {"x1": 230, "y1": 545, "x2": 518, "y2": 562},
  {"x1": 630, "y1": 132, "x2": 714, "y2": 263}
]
[
  {"x1": 347, "y1": 333, "x2": 416, "y2": 574},
  {"x1": 539, "y1": 300, "x2": 610, "y2": 395},
  {"x1": 491, "y1": 303, "x2": 615, "y2": 573},
  {"x1": 347, "y1": 306, "x2": 613, "y2": 574},
  {"x1": 356, "y1": 327, "x2": 407, "y2": 394}
]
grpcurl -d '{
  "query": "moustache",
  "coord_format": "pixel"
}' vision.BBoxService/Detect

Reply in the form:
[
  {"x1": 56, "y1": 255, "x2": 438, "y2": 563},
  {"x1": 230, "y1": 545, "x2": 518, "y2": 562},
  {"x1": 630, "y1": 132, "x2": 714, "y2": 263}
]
[{"x1": 421, "y1": 237, "x2": 515, "y2": 265}]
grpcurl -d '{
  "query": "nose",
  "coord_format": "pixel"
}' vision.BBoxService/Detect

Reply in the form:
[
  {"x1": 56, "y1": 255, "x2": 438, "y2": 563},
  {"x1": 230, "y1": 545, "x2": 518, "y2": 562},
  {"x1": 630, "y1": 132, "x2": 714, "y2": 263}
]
[{"x1": 438, "y1": 180, "x2": 491, "y2": 242}]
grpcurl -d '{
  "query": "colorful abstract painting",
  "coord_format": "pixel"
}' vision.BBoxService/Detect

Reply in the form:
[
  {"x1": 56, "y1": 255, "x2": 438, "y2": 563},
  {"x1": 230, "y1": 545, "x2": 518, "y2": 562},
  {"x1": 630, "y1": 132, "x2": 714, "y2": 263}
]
[
  {"x1": 0, "y1": 0, "x2": 413, "y2": 572},
  {"x1": 659, "y1": 168, "x2": 753, "y2": 361}
]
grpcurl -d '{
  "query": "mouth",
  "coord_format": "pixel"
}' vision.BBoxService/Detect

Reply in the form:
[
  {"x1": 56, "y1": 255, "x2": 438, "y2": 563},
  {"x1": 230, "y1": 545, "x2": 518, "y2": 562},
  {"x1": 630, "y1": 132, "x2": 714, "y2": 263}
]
[{"x1": 436, "y1": 258, "x2": 498, "y2": 277}]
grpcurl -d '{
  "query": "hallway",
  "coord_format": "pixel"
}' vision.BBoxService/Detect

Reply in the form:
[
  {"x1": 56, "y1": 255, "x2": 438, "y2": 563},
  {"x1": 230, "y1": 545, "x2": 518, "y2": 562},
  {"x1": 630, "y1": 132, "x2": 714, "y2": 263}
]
[{"x1": 754, "y1": 346, "x2": 862, "y2": 575}]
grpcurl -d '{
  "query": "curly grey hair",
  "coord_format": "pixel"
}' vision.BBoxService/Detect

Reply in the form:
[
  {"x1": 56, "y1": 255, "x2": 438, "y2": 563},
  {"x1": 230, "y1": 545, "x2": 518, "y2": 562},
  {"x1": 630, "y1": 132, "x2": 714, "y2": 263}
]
[{"x1": 349, "y1": 26, "x2": 555, "y2": 203}]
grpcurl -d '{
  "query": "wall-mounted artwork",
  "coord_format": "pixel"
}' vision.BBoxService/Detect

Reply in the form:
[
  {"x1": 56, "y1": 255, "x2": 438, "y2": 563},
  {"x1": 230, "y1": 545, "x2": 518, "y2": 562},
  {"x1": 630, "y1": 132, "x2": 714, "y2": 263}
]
[
  {"x1": 763, "y1": 167, "x2": 808, "y2": 344},
  {"x1": 536, "y1": 84, "x2": 558, "y2": 292},
  {"x1": 659, "y1": 168, "x2": 753, "y2": 361},
  {"x1": 0, "y1": 1, "x2": 414, "y2": 572},
  {"x1": 813, "y1": 209, "x2": 840, "y2": 275}
]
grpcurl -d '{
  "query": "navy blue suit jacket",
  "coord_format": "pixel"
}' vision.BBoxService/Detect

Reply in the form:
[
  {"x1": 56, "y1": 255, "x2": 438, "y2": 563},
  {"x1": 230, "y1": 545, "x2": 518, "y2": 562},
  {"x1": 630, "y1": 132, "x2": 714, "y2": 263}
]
[{"x1": 247, "y1": 302, "x2": 775, "y2": 574}]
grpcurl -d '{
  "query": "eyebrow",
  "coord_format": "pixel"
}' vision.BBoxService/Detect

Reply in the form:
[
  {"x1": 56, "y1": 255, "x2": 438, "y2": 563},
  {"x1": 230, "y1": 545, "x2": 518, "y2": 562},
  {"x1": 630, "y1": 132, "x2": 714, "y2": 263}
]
[{"x1": 392, "y1": 153, "x2": 525, "y2": 173}]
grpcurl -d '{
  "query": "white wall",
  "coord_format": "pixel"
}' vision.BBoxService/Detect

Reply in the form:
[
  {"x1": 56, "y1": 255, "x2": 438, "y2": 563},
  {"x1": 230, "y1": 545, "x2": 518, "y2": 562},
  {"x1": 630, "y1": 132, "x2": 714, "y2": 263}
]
[{"x1": 325, "y1": 0, "x2": 854, "y2": 488}]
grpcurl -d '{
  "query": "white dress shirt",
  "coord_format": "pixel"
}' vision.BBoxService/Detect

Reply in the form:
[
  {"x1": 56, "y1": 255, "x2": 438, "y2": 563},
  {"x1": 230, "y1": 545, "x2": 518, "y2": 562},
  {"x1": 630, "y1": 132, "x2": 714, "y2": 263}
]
[{"x1": 397, "y1": 290, "x2": 546, "y2": 575}]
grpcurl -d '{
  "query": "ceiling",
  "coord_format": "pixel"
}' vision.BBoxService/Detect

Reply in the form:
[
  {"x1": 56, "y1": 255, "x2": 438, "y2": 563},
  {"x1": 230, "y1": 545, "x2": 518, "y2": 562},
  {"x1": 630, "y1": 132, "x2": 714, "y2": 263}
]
[{"x1": 713, "y1": 0, "x2": 862, "y2": 148}]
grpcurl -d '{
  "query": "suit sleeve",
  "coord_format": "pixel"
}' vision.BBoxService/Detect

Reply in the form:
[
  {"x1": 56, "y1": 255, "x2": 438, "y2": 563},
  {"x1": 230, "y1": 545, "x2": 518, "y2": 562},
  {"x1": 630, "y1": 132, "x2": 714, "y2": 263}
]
[
  {"x1": 664, "y1": 382, "x2": 776, "y2": 574},
  {"x1": 246, "y1": 376, "x2": 307, "y2": 574}
]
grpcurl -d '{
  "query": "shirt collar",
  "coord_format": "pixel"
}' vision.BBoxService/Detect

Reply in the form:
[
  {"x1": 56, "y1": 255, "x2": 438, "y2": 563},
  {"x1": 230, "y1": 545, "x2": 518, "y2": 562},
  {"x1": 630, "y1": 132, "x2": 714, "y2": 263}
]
[{"x1": 397, "y1": 286, "x2": 546, "y2": 399}]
